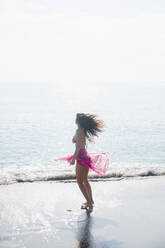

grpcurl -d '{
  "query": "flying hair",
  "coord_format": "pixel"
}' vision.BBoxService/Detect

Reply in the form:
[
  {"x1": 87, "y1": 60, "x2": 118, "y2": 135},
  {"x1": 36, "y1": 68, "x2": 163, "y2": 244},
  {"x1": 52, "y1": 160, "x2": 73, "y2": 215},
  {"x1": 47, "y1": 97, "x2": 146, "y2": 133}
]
[{"x1": 76, "y1": 113, "x2": 106, "y2": 143}]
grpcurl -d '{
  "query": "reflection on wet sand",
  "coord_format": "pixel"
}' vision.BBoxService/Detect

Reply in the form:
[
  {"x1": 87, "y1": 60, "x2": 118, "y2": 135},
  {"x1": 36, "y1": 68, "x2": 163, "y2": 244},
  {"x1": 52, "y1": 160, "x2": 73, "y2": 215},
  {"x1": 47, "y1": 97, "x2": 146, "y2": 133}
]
[
  {"x1": 76, "y1": 210, "x2": 121, "y2": 248},
  {"x1": 76, "y1": 210, "x2": 93, "y2": 248}
]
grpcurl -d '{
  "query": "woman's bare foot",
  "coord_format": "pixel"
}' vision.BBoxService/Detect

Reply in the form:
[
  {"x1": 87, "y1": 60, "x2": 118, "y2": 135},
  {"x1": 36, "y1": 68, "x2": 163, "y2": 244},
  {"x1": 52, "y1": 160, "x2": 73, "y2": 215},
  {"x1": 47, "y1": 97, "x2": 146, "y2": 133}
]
[
  {"x1": 81, "y1": 202, "x2": 88, "y2": 209},
  {"x1": 81, "y1": 200, "x2": 94, "y2": 209},
  {"x1": 81, "y1": 201, "x2": 94, "y2": 209},
  {"x1": 86, "y1": 202, "x2": 93, "y2": 210}
]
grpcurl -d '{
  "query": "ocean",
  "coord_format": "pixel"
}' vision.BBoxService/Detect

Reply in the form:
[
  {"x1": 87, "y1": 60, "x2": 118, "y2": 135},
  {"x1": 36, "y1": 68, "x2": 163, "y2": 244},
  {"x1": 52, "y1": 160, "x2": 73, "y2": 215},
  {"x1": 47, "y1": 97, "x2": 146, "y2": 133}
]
[{"x1": 0, "y1": 82, "x2": 165, "y2": 184}]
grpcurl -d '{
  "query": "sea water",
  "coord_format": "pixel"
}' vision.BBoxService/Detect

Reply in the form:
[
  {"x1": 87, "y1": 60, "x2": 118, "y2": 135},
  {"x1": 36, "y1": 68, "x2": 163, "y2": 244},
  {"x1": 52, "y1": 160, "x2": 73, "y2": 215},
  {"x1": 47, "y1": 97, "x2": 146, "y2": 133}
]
[{"x1": 0, "y1": 82, "x2": 165, "y2": 184}]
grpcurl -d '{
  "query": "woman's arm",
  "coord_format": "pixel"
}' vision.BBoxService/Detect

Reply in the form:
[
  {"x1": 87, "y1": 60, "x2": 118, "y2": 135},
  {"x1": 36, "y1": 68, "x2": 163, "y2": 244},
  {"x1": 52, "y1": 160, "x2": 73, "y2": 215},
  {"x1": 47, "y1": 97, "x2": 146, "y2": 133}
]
[
  {"x1": 70, "y1": 129, "x2": 84, "y2": 165},
  {"x1": 72, "y1": 143, "x2": 81, "y2": 161}
]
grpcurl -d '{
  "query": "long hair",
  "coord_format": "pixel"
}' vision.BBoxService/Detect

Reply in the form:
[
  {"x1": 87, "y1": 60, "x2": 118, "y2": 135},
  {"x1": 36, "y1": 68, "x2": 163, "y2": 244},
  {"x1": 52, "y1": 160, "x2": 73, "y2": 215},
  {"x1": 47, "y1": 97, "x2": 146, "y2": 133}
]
[{"x1": 76, "y1": 113, "x2": 106, "y2": 143}]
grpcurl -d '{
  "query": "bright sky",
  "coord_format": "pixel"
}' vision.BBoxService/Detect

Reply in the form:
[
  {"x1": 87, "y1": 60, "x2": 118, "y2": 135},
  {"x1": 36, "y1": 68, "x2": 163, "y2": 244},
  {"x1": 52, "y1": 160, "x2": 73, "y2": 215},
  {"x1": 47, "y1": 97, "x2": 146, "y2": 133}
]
[{"x1": 0, "y1": 0, "x2": 165, "y2": 85}]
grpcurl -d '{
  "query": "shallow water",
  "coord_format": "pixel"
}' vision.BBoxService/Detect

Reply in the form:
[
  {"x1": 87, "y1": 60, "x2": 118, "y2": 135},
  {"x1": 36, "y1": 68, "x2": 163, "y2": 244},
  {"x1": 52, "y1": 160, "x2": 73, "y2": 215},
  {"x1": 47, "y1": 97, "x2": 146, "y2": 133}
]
[{"x1": 0, "y1": 82, "x2": 165, "y2": 184}]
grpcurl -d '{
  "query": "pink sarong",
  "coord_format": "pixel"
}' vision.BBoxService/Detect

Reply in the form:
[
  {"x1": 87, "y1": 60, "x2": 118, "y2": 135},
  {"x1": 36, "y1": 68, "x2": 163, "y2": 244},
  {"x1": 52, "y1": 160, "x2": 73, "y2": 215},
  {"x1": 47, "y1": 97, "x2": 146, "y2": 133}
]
[{"x1": 54, "y1": 148, "x2": 109, "y2": 176}]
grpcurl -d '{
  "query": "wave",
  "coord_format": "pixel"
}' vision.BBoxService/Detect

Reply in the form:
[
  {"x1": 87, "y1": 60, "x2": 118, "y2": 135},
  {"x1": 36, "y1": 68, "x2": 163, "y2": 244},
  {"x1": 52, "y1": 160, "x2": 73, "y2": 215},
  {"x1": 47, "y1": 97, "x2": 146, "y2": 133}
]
[{"x1": 0, "y1": 164, "x2": 165, "y2": 185}]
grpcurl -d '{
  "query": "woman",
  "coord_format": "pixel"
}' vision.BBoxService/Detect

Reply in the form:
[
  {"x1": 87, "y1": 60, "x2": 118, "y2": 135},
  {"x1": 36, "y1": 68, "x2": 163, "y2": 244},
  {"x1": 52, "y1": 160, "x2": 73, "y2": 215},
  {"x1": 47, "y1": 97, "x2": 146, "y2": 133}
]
[{"x1": 54, "y1": 113, "x2": 109, "y2": 210}]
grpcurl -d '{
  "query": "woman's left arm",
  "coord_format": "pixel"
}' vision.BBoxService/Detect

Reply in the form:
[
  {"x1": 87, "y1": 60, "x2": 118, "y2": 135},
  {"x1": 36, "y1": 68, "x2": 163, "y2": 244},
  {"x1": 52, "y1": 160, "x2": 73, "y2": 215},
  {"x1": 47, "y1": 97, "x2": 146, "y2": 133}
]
[{"x1": 70, "y1": 130, "x2": 83, "y2": 165}]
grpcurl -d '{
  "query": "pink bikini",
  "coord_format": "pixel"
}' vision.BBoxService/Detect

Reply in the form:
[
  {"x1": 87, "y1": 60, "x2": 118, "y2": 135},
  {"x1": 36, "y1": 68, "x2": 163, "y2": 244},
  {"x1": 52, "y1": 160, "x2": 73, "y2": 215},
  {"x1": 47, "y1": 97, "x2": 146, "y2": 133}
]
[{"x1": 54, "y1": 134, "x2": 109, "y2": 175}]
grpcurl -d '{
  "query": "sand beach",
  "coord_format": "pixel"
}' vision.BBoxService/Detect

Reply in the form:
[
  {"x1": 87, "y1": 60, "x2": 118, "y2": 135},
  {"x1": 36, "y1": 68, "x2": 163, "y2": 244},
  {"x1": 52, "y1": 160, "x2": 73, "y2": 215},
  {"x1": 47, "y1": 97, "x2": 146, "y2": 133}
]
[{"x1": 0, "y1": 176, "x2": 165, "y2": 248}]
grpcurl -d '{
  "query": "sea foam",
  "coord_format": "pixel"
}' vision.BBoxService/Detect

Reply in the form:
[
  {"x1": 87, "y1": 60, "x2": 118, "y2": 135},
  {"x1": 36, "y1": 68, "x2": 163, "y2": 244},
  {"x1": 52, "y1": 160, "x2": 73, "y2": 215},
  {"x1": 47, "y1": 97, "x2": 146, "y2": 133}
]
[{"x1": 0, "y1": 163, "x2": 165, "y2": 185}]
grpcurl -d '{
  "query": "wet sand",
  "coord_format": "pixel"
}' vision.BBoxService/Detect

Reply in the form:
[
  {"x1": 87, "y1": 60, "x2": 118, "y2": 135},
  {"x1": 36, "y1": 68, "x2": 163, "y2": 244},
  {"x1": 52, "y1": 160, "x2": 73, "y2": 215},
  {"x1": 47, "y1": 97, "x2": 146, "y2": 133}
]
[{"x1": 0, "y1": 176, "x2": 165, "y2": 248}]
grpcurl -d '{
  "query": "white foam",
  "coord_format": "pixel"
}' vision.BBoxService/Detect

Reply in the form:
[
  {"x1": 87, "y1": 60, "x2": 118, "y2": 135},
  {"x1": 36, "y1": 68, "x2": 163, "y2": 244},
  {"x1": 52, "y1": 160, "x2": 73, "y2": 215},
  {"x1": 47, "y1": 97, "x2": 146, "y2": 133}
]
[{"x1": 0, "y1": 163, "x2": 165, "y2": 185}]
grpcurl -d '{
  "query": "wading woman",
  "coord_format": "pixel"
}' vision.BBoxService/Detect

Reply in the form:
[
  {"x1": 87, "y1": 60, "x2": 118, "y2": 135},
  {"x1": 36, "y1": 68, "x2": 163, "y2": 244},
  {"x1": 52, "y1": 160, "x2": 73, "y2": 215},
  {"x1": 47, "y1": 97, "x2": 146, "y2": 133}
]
[{"x1": 54, "y1": 113, "x2": 109, "y2": 210}]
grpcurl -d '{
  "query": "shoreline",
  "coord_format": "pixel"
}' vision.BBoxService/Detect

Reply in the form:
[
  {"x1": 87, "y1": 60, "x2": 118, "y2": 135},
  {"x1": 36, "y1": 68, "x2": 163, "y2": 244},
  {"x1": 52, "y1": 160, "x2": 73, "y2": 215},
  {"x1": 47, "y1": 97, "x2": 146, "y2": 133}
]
[
  {"x1": 0, "y1": 176, "x2": 165, "y2": 247},
  {"x1": 0, "y1": 174, "x2": 165, "y2": 186}
]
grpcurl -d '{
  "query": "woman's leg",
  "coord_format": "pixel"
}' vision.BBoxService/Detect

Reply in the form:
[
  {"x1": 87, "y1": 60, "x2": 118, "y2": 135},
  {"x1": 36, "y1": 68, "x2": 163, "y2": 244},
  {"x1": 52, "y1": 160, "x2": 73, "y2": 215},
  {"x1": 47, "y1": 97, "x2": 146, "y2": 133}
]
[
  {"x1": 76, "y1": 163, "x2": 93, "y2": 207},
  {"x1": 83, "y1": 167, "x2": 94, "y2": 204}
]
